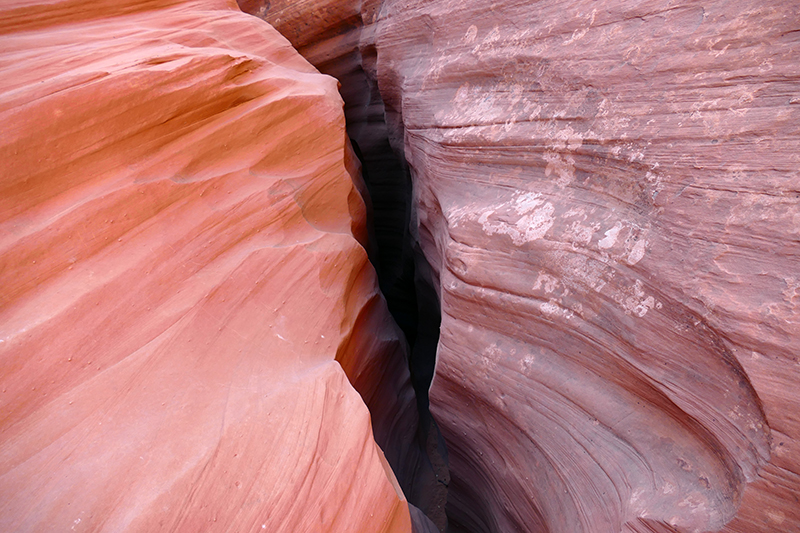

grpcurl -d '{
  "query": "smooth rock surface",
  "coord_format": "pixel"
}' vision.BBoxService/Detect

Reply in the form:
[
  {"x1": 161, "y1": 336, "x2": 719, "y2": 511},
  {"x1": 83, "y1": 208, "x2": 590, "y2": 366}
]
[
  {"x1": 0, "y1": 0, "x2": 429, "y2": 531},
  {"x1": 372, "y1": 1, "x2": 800, "y2": 532}
]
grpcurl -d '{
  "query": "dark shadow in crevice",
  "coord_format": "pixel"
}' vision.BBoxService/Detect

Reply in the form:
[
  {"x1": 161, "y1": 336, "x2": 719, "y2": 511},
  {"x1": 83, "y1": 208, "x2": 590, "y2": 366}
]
[
  {"x1": 350, "y1": 137, "x2": 439, "y2": 414},
  {"x1": 351, "y1": 137, "x2": 450, "y2": 531}
]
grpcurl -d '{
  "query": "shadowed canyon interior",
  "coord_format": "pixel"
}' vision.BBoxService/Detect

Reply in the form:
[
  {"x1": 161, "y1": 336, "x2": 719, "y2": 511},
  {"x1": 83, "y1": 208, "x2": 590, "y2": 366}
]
[{"x1": 1, "y1": 0, "x2": 799, "y2": 532}]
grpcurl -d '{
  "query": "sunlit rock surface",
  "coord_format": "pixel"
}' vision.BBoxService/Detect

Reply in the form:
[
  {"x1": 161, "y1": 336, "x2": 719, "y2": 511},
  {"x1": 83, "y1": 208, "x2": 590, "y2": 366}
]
[
  {"x1": 0, "y1": 1, "x2": 432, "y2": 531},
  {"x1": 371, "y1": 0, "x2": 800, "y2": 532}
]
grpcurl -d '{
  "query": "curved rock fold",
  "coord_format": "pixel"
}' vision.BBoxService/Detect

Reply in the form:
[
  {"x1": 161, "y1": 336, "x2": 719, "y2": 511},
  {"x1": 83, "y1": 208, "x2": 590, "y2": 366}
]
[{"x1": 371, "y1": 0, "x2": 799, "y2": 531}]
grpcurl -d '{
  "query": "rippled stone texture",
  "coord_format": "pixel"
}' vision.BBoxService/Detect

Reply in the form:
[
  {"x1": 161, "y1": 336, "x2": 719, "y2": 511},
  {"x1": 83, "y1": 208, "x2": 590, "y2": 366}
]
[
  {"x1": 373, "y1": 1, "x2": 799, "y2": 532},
  {"x1": 0, "y1": 0, "x2": 430, "y2": 530},
  {"x1": 238, "y1": 0, "x2": 414, "y2": 304}
]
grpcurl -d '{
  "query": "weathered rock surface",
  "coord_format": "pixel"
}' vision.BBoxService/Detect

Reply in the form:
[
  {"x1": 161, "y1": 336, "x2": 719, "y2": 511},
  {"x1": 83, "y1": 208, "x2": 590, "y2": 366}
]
[
  {"x1": 369, "y1": 1, "x2": 800, "y2": 532},
  {"x1": 0, "y1": 0, "x2": 433, "y2": 531}
]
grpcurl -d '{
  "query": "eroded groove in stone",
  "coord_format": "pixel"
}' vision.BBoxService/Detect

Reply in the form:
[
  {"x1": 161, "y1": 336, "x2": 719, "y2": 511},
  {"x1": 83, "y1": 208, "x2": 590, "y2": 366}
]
[{"x1": 6, "y1": 0, "x2": 798, "y2": 531}]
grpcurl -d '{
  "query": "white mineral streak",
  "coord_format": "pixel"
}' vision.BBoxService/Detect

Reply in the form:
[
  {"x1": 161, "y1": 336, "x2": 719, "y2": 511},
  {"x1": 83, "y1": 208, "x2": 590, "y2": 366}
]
[
  {"x1": 479, "y1": 192, "x2": 555, "y2": 244},
  {"x1": 627, "y1": 239, "x2": 648, "y2": 265},
  {"x1": 598, "y1": 222, "x2": 623, "y2": 249},
  {"x1": 617, "y1": 279, "x2": 658, "y2": 317}
]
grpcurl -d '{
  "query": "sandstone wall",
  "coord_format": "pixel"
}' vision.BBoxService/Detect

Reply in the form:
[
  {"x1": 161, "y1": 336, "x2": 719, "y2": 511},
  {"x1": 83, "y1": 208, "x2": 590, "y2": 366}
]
[
  {"x1": 0, "y1": 0, "x2": 430, "y2": 530},
  {"x1": 373, "y1": 1, "x2": 800, "y2": 531}
]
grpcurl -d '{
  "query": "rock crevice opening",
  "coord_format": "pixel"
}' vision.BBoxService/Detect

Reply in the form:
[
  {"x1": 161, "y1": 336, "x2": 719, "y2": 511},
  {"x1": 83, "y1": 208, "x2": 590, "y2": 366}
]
[{"x1": 235, "y1": 1, "x2": 452, "y2": 529}]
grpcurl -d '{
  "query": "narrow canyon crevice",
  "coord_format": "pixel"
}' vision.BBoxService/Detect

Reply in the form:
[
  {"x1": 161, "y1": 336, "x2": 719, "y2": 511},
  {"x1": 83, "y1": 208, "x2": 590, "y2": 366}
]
[
  {"x1": 234, "y1": 1, "x2": 452, "y2": 529},
  {"x1": 345, "y1": 69, "x2": 453, "y2": 533},
  {"x1": 339, "y1": 55, "x2": 452, "y2": 533},
  {"x1": 352, "y1": 135, "x2": 451, "y2": 531}
]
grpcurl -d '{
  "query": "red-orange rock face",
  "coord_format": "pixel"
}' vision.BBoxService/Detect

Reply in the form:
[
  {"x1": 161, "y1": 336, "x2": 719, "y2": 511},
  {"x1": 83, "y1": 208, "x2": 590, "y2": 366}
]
[
  {"x1": 372, "y1": 1, "x2": 800, "y2": 532},
  {"x1": 239, "y1": 0, "x2": 413, "y2": 300},
  {"x1": 0, "y1": 1, "x2": 426, "y2": 531}
]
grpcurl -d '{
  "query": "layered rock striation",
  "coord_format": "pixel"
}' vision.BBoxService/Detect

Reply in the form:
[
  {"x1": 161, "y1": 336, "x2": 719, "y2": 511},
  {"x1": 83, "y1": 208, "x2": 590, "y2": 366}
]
[
  {"x1": 372, "y1": 1, "x2": 800, "y2": 532},
  {"x1": 0, "y1": 0, "x2": 434, "y2": 531}
]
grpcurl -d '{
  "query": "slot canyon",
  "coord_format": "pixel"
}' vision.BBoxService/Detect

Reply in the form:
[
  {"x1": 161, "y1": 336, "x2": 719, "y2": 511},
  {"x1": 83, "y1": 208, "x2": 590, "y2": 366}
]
[{"x1": 1, "y1": 0, "x2": 798, "y2": 532}]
